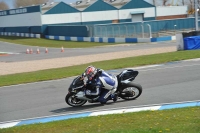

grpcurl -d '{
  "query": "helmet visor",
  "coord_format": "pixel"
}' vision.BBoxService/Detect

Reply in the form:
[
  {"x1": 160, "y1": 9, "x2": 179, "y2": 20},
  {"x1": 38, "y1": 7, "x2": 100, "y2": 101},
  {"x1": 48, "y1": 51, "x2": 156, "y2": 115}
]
[{"x1": 87, "y1": 72, "x2": 95, "y2": 80}]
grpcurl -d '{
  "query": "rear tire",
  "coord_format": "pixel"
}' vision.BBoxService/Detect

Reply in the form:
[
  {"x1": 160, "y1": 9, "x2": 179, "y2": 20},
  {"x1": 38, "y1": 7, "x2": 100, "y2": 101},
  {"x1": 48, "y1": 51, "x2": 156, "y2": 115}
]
[
  {"x1": 120, "y1": 82, "x2": 142, "y2": 100},
  {"x1": 65, "y1": 93, "x2": 87, "y2": 107}
]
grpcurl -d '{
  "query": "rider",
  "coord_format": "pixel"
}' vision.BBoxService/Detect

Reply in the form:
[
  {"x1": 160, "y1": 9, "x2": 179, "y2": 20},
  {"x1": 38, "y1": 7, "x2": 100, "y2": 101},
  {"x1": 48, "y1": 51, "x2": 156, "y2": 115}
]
[{"x1": 82, "y1": 66, "x2": 118, "y2": 104}]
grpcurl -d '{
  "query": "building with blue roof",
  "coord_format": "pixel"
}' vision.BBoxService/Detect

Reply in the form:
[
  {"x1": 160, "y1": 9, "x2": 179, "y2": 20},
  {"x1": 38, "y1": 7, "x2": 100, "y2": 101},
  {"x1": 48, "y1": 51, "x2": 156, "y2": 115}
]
[
  {"x1": 40, "y1": 0, "x2": 187, "y2": 25},
  {"x1": 81, "y1": 0, "x2": 118, "y2": 25},
  {"x1": 118, "y1": 0, "x2": 156, "y2": 22},
  {"x1": 42, "y1": 2, "x2": 81, "y2": 25},
  {"x1": 0, "y1": 0, "x2": 189, "y2": 38}
]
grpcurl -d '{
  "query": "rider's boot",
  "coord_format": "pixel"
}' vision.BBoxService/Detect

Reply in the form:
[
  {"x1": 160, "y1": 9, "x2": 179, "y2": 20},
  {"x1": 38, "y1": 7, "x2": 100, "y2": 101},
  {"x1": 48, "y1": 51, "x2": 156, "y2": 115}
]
[{"x1": 111, "y1": 93, "x2": 118, "y2": 102}]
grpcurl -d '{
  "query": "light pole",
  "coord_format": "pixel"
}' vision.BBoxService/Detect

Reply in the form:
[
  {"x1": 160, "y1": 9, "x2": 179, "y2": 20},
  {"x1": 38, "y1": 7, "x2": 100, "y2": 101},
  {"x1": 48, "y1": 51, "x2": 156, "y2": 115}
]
[
  {"x1": 141, "y1": 24, "x2": 144, "y2": 38},
  {"x1": 195, "y1": 0, "x2": 199, "y2": 31},
  {"x1": 147, "y1": 24, "x2": 152, "y2": 38}
]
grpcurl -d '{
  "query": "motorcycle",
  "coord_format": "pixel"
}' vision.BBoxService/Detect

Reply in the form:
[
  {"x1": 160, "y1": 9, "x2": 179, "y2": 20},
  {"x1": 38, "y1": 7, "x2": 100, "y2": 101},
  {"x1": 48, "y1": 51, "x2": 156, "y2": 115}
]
[{"x1": 65, "y1": 69, "x2": 142, "y2": 107}]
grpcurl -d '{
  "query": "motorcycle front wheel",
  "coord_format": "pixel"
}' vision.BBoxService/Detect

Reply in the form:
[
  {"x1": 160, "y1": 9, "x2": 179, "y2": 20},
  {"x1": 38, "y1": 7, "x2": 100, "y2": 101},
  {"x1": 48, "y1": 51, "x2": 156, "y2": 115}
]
[{"x1": 65, "y1": 93, "x2": 87, "y2": 107}]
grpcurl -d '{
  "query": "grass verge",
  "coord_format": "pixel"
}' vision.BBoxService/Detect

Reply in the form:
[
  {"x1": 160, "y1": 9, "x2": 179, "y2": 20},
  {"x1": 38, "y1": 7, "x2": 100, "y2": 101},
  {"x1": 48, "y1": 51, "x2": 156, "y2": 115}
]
[
  {"x1": 0, "y1": 50, "x2": 200, "y2": 87},
  {"x1": 0, "y1": 107, "x2": 199, "y2": 133},
  {"x1": 0, "y1": 36, "x2": 116, "y2": 48}
]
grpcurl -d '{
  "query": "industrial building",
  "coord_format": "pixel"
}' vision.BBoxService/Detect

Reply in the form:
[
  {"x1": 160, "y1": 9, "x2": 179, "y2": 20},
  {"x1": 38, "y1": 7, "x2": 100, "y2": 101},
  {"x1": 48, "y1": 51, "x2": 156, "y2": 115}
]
[{"x1": 0, "y1": 0, "x2": 191, "y2": 39}]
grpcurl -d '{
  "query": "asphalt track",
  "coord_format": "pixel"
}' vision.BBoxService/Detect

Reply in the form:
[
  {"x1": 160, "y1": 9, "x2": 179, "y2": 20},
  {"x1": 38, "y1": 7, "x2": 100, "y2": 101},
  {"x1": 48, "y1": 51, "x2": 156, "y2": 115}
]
[
  {"x1": 0, "y1": 41, "x2": 176, "y2": 62},
  {"x1": 0, "y1": 59, "x2": 200, "y2": 122}
]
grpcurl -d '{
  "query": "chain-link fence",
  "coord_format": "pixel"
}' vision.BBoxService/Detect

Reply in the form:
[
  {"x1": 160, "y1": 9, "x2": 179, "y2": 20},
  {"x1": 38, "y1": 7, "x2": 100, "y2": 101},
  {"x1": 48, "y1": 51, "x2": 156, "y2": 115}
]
[{"x1": 91, "y1": 18, "x2": 196, "y2": 38}]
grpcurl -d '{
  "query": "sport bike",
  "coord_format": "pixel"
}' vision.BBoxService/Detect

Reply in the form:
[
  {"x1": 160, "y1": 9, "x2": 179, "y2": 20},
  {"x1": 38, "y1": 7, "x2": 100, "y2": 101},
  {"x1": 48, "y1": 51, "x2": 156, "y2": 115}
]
[{"x1": 65, "y1": 69, "x2": 142, "y2": 107}]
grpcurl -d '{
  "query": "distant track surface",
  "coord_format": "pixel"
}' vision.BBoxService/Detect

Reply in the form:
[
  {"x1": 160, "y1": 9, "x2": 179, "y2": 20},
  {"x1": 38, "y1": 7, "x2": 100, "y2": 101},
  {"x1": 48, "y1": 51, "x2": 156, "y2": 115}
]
[{"x1": 0, "y1": 41, "x2": 176, "y2": 62}]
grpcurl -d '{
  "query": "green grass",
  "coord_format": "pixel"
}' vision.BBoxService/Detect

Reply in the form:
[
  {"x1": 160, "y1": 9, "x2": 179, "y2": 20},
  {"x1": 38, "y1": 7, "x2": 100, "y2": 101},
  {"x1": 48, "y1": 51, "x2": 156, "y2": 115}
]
[
  {"x1": 0, "y1": 36, "x2": 116, "y2": 48},
  {"x1": 0, "y1": 107, "x2": 199, "y2": 133},
  {"x1": 0, "y1": 50, "x2": 200, "y2": 87}
]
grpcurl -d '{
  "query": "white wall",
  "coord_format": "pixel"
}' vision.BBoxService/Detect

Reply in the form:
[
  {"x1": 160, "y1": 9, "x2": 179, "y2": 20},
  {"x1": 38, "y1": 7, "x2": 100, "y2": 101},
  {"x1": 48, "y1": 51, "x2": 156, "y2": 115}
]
[
  {"x1": 0, "y1": 12, "x2": 42, "y2": 27},
  {"x1": 156, "y1": 6, "x2": 188, "y2": 16},
  {"x1": 82, "y1": 10, "x2": 118, "y2": 22},
  {"x1": 119, "y1": 7, "x2": 155, "y2": 19},
  {"x1": 42, "y1": 13, "x2": 81, "y2": 24}
]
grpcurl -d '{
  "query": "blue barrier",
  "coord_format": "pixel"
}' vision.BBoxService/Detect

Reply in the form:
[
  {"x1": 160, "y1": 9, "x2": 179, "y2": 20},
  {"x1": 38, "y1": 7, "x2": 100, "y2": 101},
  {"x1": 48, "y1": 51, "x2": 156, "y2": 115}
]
[
  {"x1": 177, "y1": 31, "x2": 200, "y2": 51},
  {"x1": 184, "y1": 36, "x2": 200, "y2": 50},
  {"x1": 45, "y1": 35, "x2": 176, "y2": 43},
  {"x1": 0, "y1": 32, "x2": 40, "y2": 38}
]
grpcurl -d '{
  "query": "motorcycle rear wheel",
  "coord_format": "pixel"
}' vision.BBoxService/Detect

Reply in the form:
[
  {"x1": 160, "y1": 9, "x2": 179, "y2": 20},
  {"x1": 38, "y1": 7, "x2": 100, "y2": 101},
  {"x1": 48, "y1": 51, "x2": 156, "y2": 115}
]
[
  {"x1": 65, "y1": 93, "x2": 87, "y2": 107},
  {"x1": 120, "y1": 82, "x2": 142, "y2": 100}
]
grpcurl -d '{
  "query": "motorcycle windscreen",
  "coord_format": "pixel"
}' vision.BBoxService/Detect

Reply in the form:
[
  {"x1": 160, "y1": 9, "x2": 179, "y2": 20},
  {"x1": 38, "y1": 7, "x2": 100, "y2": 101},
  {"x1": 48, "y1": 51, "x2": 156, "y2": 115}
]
[{"x1": 69, "y1": 76, "x2": 84, "y2": 89}]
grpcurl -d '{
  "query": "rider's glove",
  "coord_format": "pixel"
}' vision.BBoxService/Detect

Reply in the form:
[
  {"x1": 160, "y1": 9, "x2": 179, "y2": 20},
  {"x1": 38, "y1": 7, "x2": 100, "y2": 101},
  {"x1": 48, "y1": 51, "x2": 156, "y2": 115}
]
[
  {"x1": 97, "y1": 69, "x2": 102, "y2": 75},
  {"x1": 82, "y1": 73, "x2": 86, "y2": 78}
]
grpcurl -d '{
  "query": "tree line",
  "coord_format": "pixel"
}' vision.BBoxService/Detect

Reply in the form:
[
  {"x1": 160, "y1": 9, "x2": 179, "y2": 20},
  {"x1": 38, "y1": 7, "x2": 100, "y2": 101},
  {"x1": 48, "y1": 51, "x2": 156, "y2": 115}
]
[
  {"x1": 0, "y1": 0, "x2": 49, "y2": 10},
  {"x1": 151, "y1": 0, "x2": 200, "y2": 6}
]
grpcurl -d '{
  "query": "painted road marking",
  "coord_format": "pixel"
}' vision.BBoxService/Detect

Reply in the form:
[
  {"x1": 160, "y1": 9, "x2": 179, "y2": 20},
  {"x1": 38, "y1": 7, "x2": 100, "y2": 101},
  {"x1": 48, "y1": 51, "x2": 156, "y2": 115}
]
[{"x1": 0, "y1": 100, "x2": 199, "y2": 129}]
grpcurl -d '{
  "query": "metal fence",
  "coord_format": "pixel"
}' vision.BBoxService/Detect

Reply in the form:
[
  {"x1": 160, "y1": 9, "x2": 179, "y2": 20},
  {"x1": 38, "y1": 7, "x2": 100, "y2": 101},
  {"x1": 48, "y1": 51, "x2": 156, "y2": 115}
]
[{"x1": 91, "y1": 18, "x2": 196, "y2": 38}]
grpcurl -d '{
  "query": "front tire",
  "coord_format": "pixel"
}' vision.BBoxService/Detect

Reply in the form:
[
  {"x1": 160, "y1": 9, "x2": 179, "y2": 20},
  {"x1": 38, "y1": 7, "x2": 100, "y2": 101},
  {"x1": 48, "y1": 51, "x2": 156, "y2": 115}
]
[
  {"x1": 65, "y1": 93, "x2": 87, "y2": 107},
  {"x1": 120, "y1": 82, "x2": 142, "y2": 100}
]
